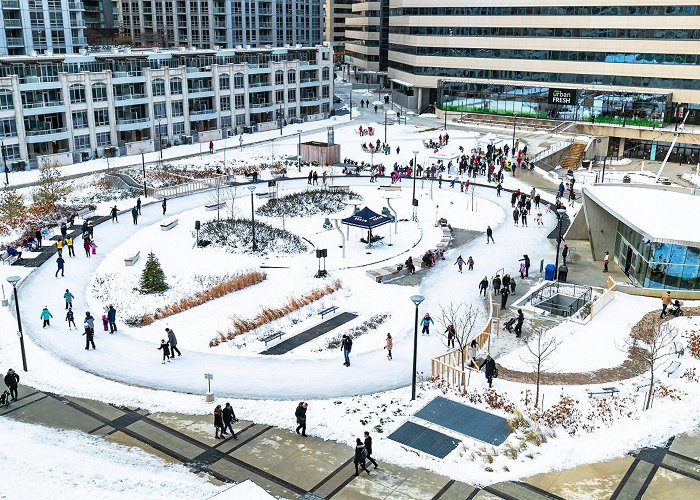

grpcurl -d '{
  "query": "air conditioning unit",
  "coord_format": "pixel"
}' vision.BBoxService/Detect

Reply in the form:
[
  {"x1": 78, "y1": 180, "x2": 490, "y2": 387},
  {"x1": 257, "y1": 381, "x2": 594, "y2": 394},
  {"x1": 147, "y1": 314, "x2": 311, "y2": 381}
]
[{"x1": 182, "y1": 134, "x2": 193, "y2": 144}]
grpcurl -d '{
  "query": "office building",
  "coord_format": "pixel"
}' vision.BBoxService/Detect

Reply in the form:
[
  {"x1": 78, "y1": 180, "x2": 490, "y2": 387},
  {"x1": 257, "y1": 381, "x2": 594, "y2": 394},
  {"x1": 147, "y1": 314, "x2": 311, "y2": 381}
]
[
  {"x1": 325, "y1": 0, "x2": 353, "y2": 63},
  {"x1": 344, "y1": 0, "x2": 388, "y2": 84},
  {"x1": 0, "y1": 44, "x2": 334, "y2": 166}
]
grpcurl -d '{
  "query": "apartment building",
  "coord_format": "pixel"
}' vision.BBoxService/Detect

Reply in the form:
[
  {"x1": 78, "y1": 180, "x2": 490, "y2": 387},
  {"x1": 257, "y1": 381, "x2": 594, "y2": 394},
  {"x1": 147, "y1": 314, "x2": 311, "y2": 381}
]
[
  {"x1": 344, "y1": 0, "x2": 388, "y2": 83},
  {"x1": 120, "y1": 0, "x2": 324, "y2": 49},
  {"x1": 324, "y1": 0, "x2": 353, "y2": 63},
  {"x1": 0, "y1": 0, "x2": 88, "y2": 56},
  {"x1": 84, "y1": 0, "x2": 120, "y2": 30},
  {"x1": 0, "y1": 45, "x2": 334, "y2": 166}
]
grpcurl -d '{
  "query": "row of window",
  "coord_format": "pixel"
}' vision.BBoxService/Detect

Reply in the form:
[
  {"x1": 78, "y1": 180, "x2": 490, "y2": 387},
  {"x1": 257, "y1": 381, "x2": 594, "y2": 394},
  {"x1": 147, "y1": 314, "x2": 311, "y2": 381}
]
[
  {"x1": 391, "y1": 26, "x2": 700, "y2": 41},
  {"x1": 389, "y1": 5, "x2": 699, "y2": 17},
  {"x1": 345, "y1": 50, "x2": 380, "y2": 63},
  {"x1": 388, "y1": 44, "x2": 700, "y2": 66},
  {"x1": 388, "y1": 62, "x2": 700, "y2": 90}
]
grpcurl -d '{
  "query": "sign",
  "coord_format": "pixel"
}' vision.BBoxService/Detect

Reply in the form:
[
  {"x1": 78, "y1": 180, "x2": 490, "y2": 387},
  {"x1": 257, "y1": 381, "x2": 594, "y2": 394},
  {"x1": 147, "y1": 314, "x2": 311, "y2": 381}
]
[
  {"x1": 548, "y1": 88, "x2": 577, "y2": 105},
  {"x1": 327, "y1": 126, "x2": 335, "y2": 145},
  {"x1": 204, "y1": 373, "x2": 214, "y2": 380},
  {"x1": 344, "y1": 55, "x2": 353, "y2": 64}
]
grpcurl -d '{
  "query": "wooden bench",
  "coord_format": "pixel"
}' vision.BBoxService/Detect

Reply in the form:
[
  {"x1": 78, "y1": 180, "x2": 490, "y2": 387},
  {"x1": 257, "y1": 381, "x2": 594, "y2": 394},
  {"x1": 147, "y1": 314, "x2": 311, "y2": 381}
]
[
  {"x1": 319, "y1": 306, "x2": 338, "y2": 318},
  {"x1": 160, "y1": 219, "x2": 178, "y2": 231},
  {"x1": 260, "y1": 331, "x2": 284, "y2": 346},
  {"x1": 1, "y1": 250, "x2": 19, "y2": 265},
  {"x1": 664, "y1": 361, "x2": 681, "y2": 376},
  {"x1": 586, "y1": 386, "x2": 620, "y2": 398},
  {"x1": 673, "y1": 342, "x2": 685, "y2": 358},
  {"x1": 205, "y1": 202, "x2": 226, "y2": 211},
  {"x1": 124, "y1": 251, "x2": 141, "y2": 266}
]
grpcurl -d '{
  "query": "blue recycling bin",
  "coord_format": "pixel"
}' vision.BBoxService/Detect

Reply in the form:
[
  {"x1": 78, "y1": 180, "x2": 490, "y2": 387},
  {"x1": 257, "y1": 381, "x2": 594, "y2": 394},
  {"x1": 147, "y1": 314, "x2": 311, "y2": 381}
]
[{"x1": 544, "y1": 264, "x2": 556, "y2": 281}]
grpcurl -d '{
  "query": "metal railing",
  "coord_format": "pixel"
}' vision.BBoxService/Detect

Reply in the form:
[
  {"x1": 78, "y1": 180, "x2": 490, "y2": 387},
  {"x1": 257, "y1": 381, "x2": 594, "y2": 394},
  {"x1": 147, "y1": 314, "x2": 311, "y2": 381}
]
[
  {"x1": 23, "y1": 101, "x2": 64, "y2": 109},
  {"x1": 26, "y1": 127, "x2": 69, "y2": 136},
  {"x1": 530, "y1": 282, "x2": 593, "y2": 318},
  {"x1": 531, "y1": 138, "x2": 574, "y2": 163},
  {"x1": 114, "y1": 93, "x2": 147, "y2": 101}
]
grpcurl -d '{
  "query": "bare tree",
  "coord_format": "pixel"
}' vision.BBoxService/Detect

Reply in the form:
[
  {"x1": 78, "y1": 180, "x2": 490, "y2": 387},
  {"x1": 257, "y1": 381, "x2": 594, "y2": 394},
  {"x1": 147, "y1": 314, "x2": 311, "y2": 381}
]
[
  {"x1": 628, "y1": 321, "x2": 679, "y2": 410},
  {"x1": 207, "y1": 182, "x2": 222, "y2": 221},
  {"x1": 520, "y1": 328, "x2": 560, "y2": 407},
  {"x1": 437, "y1": 302, "x2": 479, "y2": 373}
]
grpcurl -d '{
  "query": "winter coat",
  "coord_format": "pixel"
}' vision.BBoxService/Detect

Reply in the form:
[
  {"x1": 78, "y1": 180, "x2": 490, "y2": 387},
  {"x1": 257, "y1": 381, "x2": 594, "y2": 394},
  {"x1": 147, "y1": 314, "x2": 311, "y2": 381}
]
[
  {"x1": 385, "y1": 337, "x2": 393, "y2": 351},
  {"x1": 56, "y1": 240, "x2": 63, "y2": 250},
  {"x1": 295, "y1": 405, "x2": 307, "y2": 425},
  {"x1": 662, "y1": 294, "x2": 672, "y2": 306},
  {"x1": 66, "y1": 310, "x2": 74, "y2": 321},
  {"x1": 56, "y1": 257, "x2": 65, "y2": 268},
  {"x1": 479, "y1": 278, "x2": 488, "y2": 290},
  {"x1": 421, "y1": 316, "x2": 434, "y2": 326},
  {"x1": 82, "y1": 327, "x2": 94, "y2": 340},
  {"x1": 65, "y1": 237, "x2": 73, "y2": 247},
  {"x1": 40, "y1": 309, "x2": 53, "y2": 320},
  {"x1": 107, "y1": 306, "x2": 116, "y2": 322},
  {"x1": 364, "y1": 436, "x2": 373, "y2": 455},
  {"x1": 214, "y1": 408, "x2": 224, "y2": 428},
  {"x1": 158, "y1": 341, "x2": 170, "y2": 356},
  {"x1": 132, "y1": 207, "x2": 138, "y2": 219},
  {"x1": 223, "y1": 405, "x2": 236, "y2": 423},
  {"x1": 167, "y1": 330, "x2": 177, "y2": 347},
  {"x1": 516, "y1": 312, "x2": 524, "y2": 328},
  {"x1": 480, "y1": 357, "x2": 497, "y2": 378},
  {"x1": 84, "y1": 315, "x2": 95, "y2": 331},
  {"x1": 486, "y1": 227, "x2": 493, "y2": 237},
  {"x1": 354, "y1": 444, "x2": 367, "y2": 463},
  {"x1": 4, "y1": 372, "x2": 19, "y2": 388},
  {"x1": 64, "y1": 291, "x2": 74, "y2": 302},
  {"x1": 341, "y1": 337, "x2": 353, "y2": 352},
  {"x1": 492, "y1": 277, "x2": 501, "y2": 290}
]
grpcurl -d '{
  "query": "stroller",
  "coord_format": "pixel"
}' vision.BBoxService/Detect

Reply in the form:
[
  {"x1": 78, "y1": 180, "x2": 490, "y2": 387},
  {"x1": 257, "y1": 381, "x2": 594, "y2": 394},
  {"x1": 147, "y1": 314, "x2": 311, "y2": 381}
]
[
  {"x1": 669, "y1": 300, "x2": 684, "y2": 317},
  {"x1": 0, "y1": 390, "x2": 10, "y2": 408},
  {"x1": 503, "y1": 317, "x2": 516, "y2": 333}
]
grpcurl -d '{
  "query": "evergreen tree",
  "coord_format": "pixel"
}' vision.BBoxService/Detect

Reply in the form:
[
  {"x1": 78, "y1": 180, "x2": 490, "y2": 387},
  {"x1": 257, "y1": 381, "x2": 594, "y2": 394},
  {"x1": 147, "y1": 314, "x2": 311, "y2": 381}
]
[{"x1": 140, "y1": 252, "x2": 169, "y2": 293}]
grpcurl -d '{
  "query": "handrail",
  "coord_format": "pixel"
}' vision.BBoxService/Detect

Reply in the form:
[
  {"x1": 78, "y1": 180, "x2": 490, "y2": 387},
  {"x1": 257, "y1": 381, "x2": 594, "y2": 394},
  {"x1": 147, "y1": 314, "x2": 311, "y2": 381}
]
[{"x1": 531, "y1": 138, "x2": 573, "y2": 163}]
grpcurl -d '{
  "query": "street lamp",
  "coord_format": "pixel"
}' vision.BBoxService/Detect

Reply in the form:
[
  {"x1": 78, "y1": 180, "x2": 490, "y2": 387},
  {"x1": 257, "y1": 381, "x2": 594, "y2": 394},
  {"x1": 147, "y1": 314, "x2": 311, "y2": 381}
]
[
  {"x1": 349, "y1": 87, "x2": 353, "y2": 120},
  {"x1": 156, "y1": 118, "x2": 163, "y2": 166},
  {"x1": 411, "y1": 150, "x2": 419, "y2": 222},
  {"x1": 6, "y1": 276, "x2": 27, "y2": 372},
  {"x1": 512, "y1": 113, "x2": 517, "y2": 156},
  {"x1": 297, "y1": 129, "x2": 303, "y2": 172},
  {"x1": 248, "y1": 185, "x2": 257, "y2": 251},
  {"x1": 141, "y1": 152, "x2": 147, "y2": 197},
  {"x1": 410, "y1": 295, "x2": 425, "y2": 400},
  {"x1": 554, "y1": 208, "x2": 567, "y2": 280},
  {"x1": 1, "y1": 140, "x2": 8, "y2": 185},
  {"x1": 384, "y1": 110, "x2": 387, "y2": 144}
]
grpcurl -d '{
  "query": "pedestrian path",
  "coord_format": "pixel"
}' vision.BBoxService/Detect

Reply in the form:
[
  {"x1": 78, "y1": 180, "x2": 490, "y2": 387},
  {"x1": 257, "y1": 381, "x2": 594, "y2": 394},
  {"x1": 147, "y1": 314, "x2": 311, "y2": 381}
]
[{"x1": 261, "y1": 312, "x2": 358, "y2": 355}]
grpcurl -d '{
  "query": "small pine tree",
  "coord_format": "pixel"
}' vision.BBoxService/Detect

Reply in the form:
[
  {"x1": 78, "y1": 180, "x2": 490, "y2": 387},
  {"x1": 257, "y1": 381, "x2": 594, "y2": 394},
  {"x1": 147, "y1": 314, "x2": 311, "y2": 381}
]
[{"x1": 140, "y1": 252, "x2": 169, "y2": 293}]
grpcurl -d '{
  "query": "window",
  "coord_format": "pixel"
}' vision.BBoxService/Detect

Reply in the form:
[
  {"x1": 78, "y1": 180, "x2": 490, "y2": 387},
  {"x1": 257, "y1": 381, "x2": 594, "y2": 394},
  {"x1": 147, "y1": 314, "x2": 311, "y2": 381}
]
[
  {"x1": 287, "y1": 70, "x2": 296, "y2": 83},
  {"x1": 275, "y1": 90, "x2": 284, "y2": 103},
  {"x1": 96, "y1": 131, "x2": 111, "y2": 146},
  {"x1": 322, "y1": 67, "x2": 330, "y2": 80},
  {"x1": 220, "y1": 95, "x2": 230, "y2": 110},
  {"x1": 219, "y1": 73, "x2": 230, "y2": 90},
  {"x1": 0, "y1": 90, "x2": 13, "y2": 110},
  {"x1": 170, "y1": 77, "x2": 183, "y2": 94},
  {"x1": 288, "y1": 107, "x2": 296, "y2": 118},
  {"x1": 171, "y1": 101, "x2": 184, "y2": 116},
  {"x1": 235, "y1": 113, "x2": 246, "y2": 126},
  {"x1": 172, "y1": 121, "x2": 185, "y2": 135},
  {"x1": 287, "y1": 89, "x2": 296, "y2": 102},
  {"x1": 69, "y1": 84, "x2": 86, "y2": 104},
  {"x1": 152, "y1": 78, "x2": 166, "y2": 96},
  {"x1": 275, "y1": 70, "x2": 284, "y2": 85},
  {"x1": 92, "y1": 83, "x2": 107, "y2": 102},
  {"x1": 233, "y1": 73, "x2": 244, "y2": 89},
  {"x1": 94, "y1": 109, "x2": 109, "y2": 126},
  {"x1": 74, "y1": 135, "x2": 90, "y2": 150},
  {"x1": 154, "y1": 102, "x2": 166, "y2": 119},
  {"x1": 72, "y1": 110, "x2": 88, "y2": 129},
  {"x1": 322, "y1": 86, "x2": 329, "y2": 98},
  {"x1": 2, "y1": 143, "x2": 20, "y2": 160},
  {"x1": 234, "y1": 95, "x2": 245, "y2": 109},
  {"x1": 221, "y1": 115, "x2": 232, "y2": 128},
  {"x1": 0, "y1": 118, "x2": 17, "y2": 137}
]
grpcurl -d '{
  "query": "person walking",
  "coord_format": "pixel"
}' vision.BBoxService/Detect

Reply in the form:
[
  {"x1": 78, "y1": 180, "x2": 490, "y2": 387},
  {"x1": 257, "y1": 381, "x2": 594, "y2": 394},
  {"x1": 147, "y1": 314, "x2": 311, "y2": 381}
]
[
  {"x1": 341, "y1": 334, "x2": 353, "y2": 366},
  {"x1": 354, "y1": 438, "x2": 371, "y2": 476},
  {"x1": 454, "y1": 255, "x2": 465, "y2": 273},
  {"x1": 66, "y1": 307, "x2": 76, "y2": 330},
  {"x1": 110, "y1": 205, "x2": 118, "y2": 223},
  {"x1": 84, "y1": 311, "x2": 95, "y2": 334},
  {"x1": 295, "y1": 402, "x2": 307, "y2": 436},
  {"x1": 445, "y1": 323, "x2": 456, "y2": 349},
  {"x1": 661, "y1": 291, "x2": 672, "y2": 318},
  {"x1": 603, "y1": 251, "x2": 610, "y2": 273},
  {"x1": 479, "y1": 276, "x2": 489, "y2": 297},
  {"x1": 136, "y1": 197, "x2": 142, "y2": 215},
  {"x1": 65, "y1": 236, "x2": 75, "y2": 257},
  {"x1": 467, "y1": 256, "x2": 474, "y2": 271},
  {"x1": 87, "y1": 220, "x2": 94, "y2": 238},
  {"x1": 364, "y1": 431, "x2": 378, "y2": 469},
  {"x1": 500, "y1": 286, "x2": 510, "y2": 310},
  {"x1": 54, "y1": 255, "x2": 65, "y2": 277},
  {"x1": 514, "y1": 309, "x2": 524, "y2": 337},
  {"x1": 83, "y1": 323, "x2": 96, "y2": 350},
  {"x1": 492, "y1": 275, "x2": 502, "y2": 294},
  {"x1": 166, "y1": 327, "x2": 181, "y2": 357},
  {"x1": 312, "y1": 170, "x2": 318, "y2": 185},
  {"x1": 486, "y1": 225, "x2": 494, "y2": 244},
  {"x1": 63, "y1": 289, "x2": 74, "y2": 309},
  {"x1": 420, "y1": 313, "x2": 434, "y2": 335},
  {"x1": 35, "y1": 228, "x2": 43, "y2": 248},
  {"x1": 101, "y1": 313, "x2": 109, "y2": 332},
  {"x1": 562, "y1": 244, "x2": 569, "y2": 265},
  {"x1": 56, "y1": 238, "x2": 63, "y2": 257},
  {"x1": 209, "y1": 140, "x2": 214, "y2": 154},
  {"x1": 162, "y1": 197, "x2": 167, "y2": 215},
  {"x1": 40, "y1": 306, "x2": 53, "y2": 327},
  {"x1": 83, "y1": 236, "x2": 91, "y2": 258},
  {"x1": 384, "y1": 333, "x2": 393, "y2": 360},
  {"x1": 107, "y1": 305, "x2": 117, "y2": 333},
  {"x1": 222, "y1": 402, "x2": 238, "y2": 439},
  {"x1": 214, "y1": 405, "x2": 225, "y2": 439},
  {"x1": 132, "y1": 206, "x2": 138, "y2": 224},
  {"x1": 158, "y1": 339, "x2": 171, "y2": 363},
  {"x1": 4, "y1": 368, "x2": 19, "y2": 402},
  {"x1": 479, "y1": 354, "x2": 497, "y2": 388}
]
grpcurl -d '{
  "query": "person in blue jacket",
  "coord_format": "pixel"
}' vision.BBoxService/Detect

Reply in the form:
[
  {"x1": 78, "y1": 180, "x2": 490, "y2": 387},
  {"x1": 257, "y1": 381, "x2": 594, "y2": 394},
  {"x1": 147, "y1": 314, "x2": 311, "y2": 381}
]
[{"x1": 420, "y1": 313, "x2": 434, "y2": 335}]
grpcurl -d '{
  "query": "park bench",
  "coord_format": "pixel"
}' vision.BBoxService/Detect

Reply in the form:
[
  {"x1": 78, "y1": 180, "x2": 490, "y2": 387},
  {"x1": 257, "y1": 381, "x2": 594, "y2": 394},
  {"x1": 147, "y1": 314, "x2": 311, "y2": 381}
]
[
  {"x1": 329, "y1": 185, "x2": 349, "y2": 192},
  {"x1": 205, "y1": 202, "x2": 226, "y2": 211},
  {"x1": 379, "y1": 185, "x2": 401, "y2": 191},
  {"x1": 319, "y1": 306, "x2": 338, "y2": 318},
  {"x1": 271, "y1": 169, "x2": 287, "y2": 179},
  {"x1": 260, "y1": 331, "x2": 284, "y2": 346},
  {"x1": 76, "y1": 206, "x2": 95, "y2": 219},
  {"x1": 255, "y1": 192, "x2": 272, "y2": 198},
  {"x1": 664, "y1": 360, "x2": 681, "y2": 376},
  {"x1": 1, "y1": 250, "x2": 19, "y2": 265},
  {"x1": 586, "y1": 386, "x2": 620, "y2": 398},
  {"x1": 673, "y1": 342, "x2": 685, "y2": 358},
  {"x1": 160, "y1": 219, "x2": 178, "y2": 231},
  {"x1": 124, "y1": 251, "x2": 141, "y2": 267},
  {"x1": 633, "y1": 377, "x2": 653, "y2": 392}
]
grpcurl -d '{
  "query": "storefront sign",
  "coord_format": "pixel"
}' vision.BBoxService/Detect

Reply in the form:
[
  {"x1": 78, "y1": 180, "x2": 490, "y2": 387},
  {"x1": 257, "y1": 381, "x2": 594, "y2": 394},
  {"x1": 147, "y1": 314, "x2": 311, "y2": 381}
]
[{"x1": 548, "y1": 88, "x2": 577, "y2": 105}]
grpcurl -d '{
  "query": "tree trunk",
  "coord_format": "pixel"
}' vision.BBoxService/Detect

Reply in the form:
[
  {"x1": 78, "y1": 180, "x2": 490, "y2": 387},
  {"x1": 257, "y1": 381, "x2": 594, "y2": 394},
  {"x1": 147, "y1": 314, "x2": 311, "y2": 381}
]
[
  {"x1": 645, "y1": 368, "x2": 655, "y2": 410},
  {"x1": 535, "y1": 361, "x2": 541, "y2": 407}
]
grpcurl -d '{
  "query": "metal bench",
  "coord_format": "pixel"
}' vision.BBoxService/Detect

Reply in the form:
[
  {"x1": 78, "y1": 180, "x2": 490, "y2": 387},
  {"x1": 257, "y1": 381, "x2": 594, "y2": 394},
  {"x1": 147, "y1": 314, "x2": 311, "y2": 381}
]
[
  {"x1": 205, "y1": 202, "x2": 226, "y2": 211},
  {"x1": 673, "y1": 342, "x2": 685, "y2": 358},
  {"x1": 633, "y1": 378, "x2": 653, "y2": 392},
  {"x1": 160, "y1": 219, "x2": 179, "y2": 231},
  {"x1": 271, "y1": 170, "x2": 287, "y2": 179},
  {"x1": 76, "y1": 207, "x2": 95, "y2": 219},
  {"x1": 1, "y1": 250, "x2": 19, "y2": 265},
  {"x1": 586, "y1": 386, "x2": 620, "y2": 398},
  {"x1": 664, "y1": 361, "x2": 681, "y2": 376},
  {"x1": 124, "y1": 251, "x2": 141, "y2": 266},
  {"x1": 319, "y1": 306, "x2": 338, "y2": 318},
  {"x1": 329, "y1": 185, "x2": 350, "y2": 192},
  {"x1": 260, "y1": 331, "x2": 284, "y2": 346}
]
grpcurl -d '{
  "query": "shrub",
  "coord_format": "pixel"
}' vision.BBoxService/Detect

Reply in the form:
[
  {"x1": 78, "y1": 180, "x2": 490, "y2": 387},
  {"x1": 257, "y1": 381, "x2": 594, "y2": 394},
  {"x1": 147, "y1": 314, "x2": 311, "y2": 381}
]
[
  {"x1": 688, "y1": 331, "x2": 700, "y2": 359},
  {"x1": 256, "y1": 189, "x2": 363, "y2": 218},
  {"x1": 140, "y1": 252, "x2": 168, "y2": 293},
  {"x1": 323, "y1": 313, "x2": 390, "y2": 350},
  {"x1": 199, "y1": 217, "x2": 308, "y2": 255}
]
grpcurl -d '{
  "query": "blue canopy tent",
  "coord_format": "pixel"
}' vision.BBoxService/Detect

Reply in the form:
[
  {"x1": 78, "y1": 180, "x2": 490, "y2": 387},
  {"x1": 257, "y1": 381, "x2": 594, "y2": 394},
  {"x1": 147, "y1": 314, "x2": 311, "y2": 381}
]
[{"x1": 341, "y1": 206, "x2": 391, "y2": 247}]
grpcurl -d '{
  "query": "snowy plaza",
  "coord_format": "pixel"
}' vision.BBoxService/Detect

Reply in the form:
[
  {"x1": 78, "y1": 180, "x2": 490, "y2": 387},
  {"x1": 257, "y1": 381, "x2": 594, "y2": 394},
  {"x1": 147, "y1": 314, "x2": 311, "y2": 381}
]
[{"x1": 3, "y1": 102, "x2": 700, "y2": 499}]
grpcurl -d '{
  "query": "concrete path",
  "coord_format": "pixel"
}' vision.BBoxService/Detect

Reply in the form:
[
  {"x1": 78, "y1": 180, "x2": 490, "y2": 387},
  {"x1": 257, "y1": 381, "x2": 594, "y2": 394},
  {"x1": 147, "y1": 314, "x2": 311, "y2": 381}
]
[{"x1": 261, "y1": 312, "x2": 358, "y2": 355}]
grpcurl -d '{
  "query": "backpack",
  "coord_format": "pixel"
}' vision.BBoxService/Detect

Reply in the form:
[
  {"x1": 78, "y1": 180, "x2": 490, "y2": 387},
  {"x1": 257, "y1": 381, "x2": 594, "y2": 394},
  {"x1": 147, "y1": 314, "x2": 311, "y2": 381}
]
[{"x1": 361, "y1": 447, "x2": 368, "y2": 459}]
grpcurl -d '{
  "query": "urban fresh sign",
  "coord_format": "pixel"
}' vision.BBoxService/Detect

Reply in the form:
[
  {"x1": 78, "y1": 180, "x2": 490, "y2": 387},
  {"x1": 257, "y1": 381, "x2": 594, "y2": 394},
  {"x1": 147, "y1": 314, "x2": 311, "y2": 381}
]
[{"x1": 548, "y1": 88, "x2": 577, "y2": 105}]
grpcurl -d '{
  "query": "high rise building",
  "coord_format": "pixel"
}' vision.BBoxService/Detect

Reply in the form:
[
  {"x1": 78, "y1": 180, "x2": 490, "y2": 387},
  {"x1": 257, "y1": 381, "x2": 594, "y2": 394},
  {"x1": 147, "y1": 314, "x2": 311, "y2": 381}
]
[
  {"x1": 120, "y1": 0, "x2": 324, "y2": 50},
  {"x1": 0, "y1": 0, "x2": 88, "y2": 56},
  {"x1": 324, "y1": 0, "x2": 353, "y2": 63},
  {"x1": 344, "y1": 0, "x2": 388, "y2": 84}
]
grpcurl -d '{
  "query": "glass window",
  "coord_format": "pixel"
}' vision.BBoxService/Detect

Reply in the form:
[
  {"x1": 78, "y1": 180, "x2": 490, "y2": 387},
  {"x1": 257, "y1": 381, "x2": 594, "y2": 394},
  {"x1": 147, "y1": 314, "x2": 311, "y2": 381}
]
[
  {"x1": 69, "y1": 84, "x2": 86, "y2": 104},
  {"x1": 94, "y1": 109, "x2": 109, "y2": 126},
  {"x1": 221, "y1": 115, "x2": 232, "y2": 128},
  {"x1": 219, "y1": 73, "x2": 230, "y2": 90},
  {"x1": 322, "y1": 67, "x2": 330, "y2": 80},
  {"x1": 96, "y1": 131, "x2": 111, "y2": 146},
  {"x1": 233, "y1": 73, "x2": 244, "y2": 89},
  {"x1": 234, "y1": 95, "x2": 245, "y2": 109},
  {"x1": 287, "y1": 70, "x2": 296, "y2": 84},
  {"x1": 72, "y1": 110, "x2": 88, "y2": 128},
  {"x1": 152, "y1": 78, "x2": 166, "y2": 96},
  {"x1": 92, "y1": 83, "x2": 107, "y2": 102},
  {"x1": 172, "y1": 121, "x2": 185, "y2": 135},
  {"x1": 288, "y1": 88, "x2": 296, "y2": 102},
  {"x1": 153, "y1": 102, "x2": 166, "y2": 119},
  {"x1": 0, "y1": 90, "x2": 13, "y2": 109},
  {"x1": 275, "y1": 70, "x2": 284, "y2": 85},
  {"x1": 220, "y1": 95, "x2": 231, "y2": 110},
  {"x1": 0, "y1": 118, "x2": 17, "y2": 137},
  {"x1": 74, "y1": 134, "x2": 90, "y2": 150},
  {"x1": 170, "y1": 77, "x2": 183, "y2": 94},
  {"x1": 171, "y1": 101, "x2": 184, "y2": 116},
  {"x1": 235, "y1": 113, "x2": 245, "y2": 126}
]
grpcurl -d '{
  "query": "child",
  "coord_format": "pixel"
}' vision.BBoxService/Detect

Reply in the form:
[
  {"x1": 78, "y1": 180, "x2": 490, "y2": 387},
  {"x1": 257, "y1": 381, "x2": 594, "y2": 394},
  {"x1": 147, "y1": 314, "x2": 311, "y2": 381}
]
[
  {"x1": 66, "y1": 307, "x2": 76, "y2": 330},
  {"x1": 158, "y1": 339, "x2": 171, "y2": 364},
  {"x1": 90, "y1": 241, "x2": 97, "y2": 255},
  {"x1": 384, "y1": 333, "x2": 393, "y2": 360},
  {"x1": 102, "y1": 313, "x2": 109, "y2": 332}
]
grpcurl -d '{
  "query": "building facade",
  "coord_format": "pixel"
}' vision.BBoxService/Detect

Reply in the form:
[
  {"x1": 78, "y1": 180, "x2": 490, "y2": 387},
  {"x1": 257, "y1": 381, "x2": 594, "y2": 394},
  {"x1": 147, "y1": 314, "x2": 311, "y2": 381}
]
[
  {"x1": 0, "y1": 0, "x2": 88, "y2": 56},
  {"x1": 324, "y1": 0, "x2": 353, "y2": 63},
  {"x1": 344, "y1": 0, "x2": 389, "y2": 84},
  {"x1": 120, "y1": 0, "x2": 324, "y2": 50},
  {"x1": 0, "y1": 45, "x2": 334, "y2": 166}
]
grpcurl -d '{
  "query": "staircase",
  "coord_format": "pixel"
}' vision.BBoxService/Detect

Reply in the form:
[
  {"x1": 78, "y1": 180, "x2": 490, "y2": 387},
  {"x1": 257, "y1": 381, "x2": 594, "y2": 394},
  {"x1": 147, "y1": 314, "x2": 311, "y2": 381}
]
[{"x1": 560, "y1": 142, "x2": 586, "y2": 170}]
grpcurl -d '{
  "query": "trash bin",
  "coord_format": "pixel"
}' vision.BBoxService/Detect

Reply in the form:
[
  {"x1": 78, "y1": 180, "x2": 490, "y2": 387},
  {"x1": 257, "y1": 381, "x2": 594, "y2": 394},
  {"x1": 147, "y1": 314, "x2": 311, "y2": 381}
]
[
  {"x1": 545, "y1": 264, "x2": 556, "y2": 281},
  {"x1": 558, "y1": 265, "x2": 569, "y2": 282},
  {"x1": 622, "y1": 175, "x2": 631, "y2": 183},
  {"x1": 581, "y1": 160, "x2": 591, "y2": 169}
]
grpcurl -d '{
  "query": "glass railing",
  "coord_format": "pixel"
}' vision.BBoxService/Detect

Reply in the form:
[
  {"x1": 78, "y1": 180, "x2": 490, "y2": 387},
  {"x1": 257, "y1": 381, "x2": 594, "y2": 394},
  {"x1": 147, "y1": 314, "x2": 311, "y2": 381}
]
[
  {"x1": 1, "y1": 0, "x2": 20, "y2": 8},
  {"x1": 23, "y1": 101, "x2": 65, "y2": 109},
  {"x1": 114, "y1": 93, "x2": 147, "y2": 101},
  {"x1": 249, "y1": 102, "x2": 272, "y2": 108},
  {"x1": 69, "y1": 2, "x2": 84, "y2": 9},
  {"x1": 26, "y1": 127, "x2": 68, "y2": 136},
  {"x1": 116, "y1": 117, "x2": 151, "y2": 125}
]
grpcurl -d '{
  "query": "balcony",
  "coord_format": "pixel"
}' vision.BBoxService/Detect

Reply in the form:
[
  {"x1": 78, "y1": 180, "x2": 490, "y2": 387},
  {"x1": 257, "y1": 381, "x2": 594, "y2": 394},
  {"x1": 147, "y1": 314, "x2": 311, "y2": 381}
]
[
  {"x1": 25, "y1": 127, "x2": 71, "y2": 143},
  {"x1": 4, "y1": 19, "x2": 21, "y2": 27},
  {"x1": 1, "y1": 0, "x2": 20, "y2": 8},
  {"x1": 213, "y1": 7, "x2": 225, "y2": 13},
  {"x1": 6, "y1": 37, "x2": 23, "y2": 47},
  {"x1": 116, "y1": 117, "x2": 152, "y2": 131},
  {"x1": 189, "y1": 109, "x2": 218, "y2": 121},
  {"x1": 72, "y1": 37, "x2": 88, "y2": 45},
  {"x1": 249, "y1": 102, "x2": 273, "y2": 109},
  {"x1": 215, "y1": 36, "x2": 227, "y2": 43},
  {"x1": 112, "y1": 72, "x2": 145, "y2": 84},
  {"x1": 69, "y1": 2, "x2": 84, "y2": 10},
  {"x1": 113, "y1": 94, "x2": 149, "y2": 106},
  {"x1": 22, "y1": 101, "x2": 67, "y2": 115}
]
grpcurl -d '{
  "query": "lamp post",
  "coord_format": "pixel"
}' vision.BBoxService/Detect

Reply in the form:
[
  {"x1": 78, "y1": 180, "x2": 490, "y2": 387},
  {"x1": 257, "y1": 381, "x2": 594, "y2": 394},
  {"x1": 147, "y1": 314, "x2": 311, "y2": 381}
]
[
  {"x1": 554, "y1": 208, "x2": 567, "y2": 280},
  {"x1": 601, "y1": 155, "x2": 612, "y2": 183},
  {"x1": 384, "y1": 110, "x2": 387, "y2": 144},
  {"x1": 410, "y1": 295, "x2": 425, "y2": 400},
  {"x1": 156, "y1": 118, "x2": 163, "y2": 166},
  {"x1": 278, "y1": 104, "x2": 283, "y2": 136},
  {"x1": 1, "y1": 140, "x2": 8, "y2": 185},
  {"x1": 141, "y1": 152, "x2": 147, "y2": 197},
  {"x1": 349, "y1": 87, "x2": 353, "y2": 120},
  {"x1": 411, "y1": 150, "x2": 419, "y2": 222},
  {"x1": 512, "y1": 113, "x2": 517, "y2": 155},
  {"x1": 248, "y1": 185, "x2": 257, "y2": 251},
  {"x1": 6, "y1": 276, "x2": 27, "y2": 372}
]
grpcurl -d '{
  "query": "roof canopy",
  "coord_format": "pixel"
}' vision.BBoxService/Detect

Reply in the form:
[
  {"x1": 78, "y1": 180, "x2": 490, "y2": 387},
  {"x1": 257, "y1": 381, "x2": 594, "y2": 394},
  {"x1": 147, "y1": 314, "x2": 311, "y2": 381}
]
[{"x1": 341, "y1": 206, "x2": 391, "y2": 229}]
